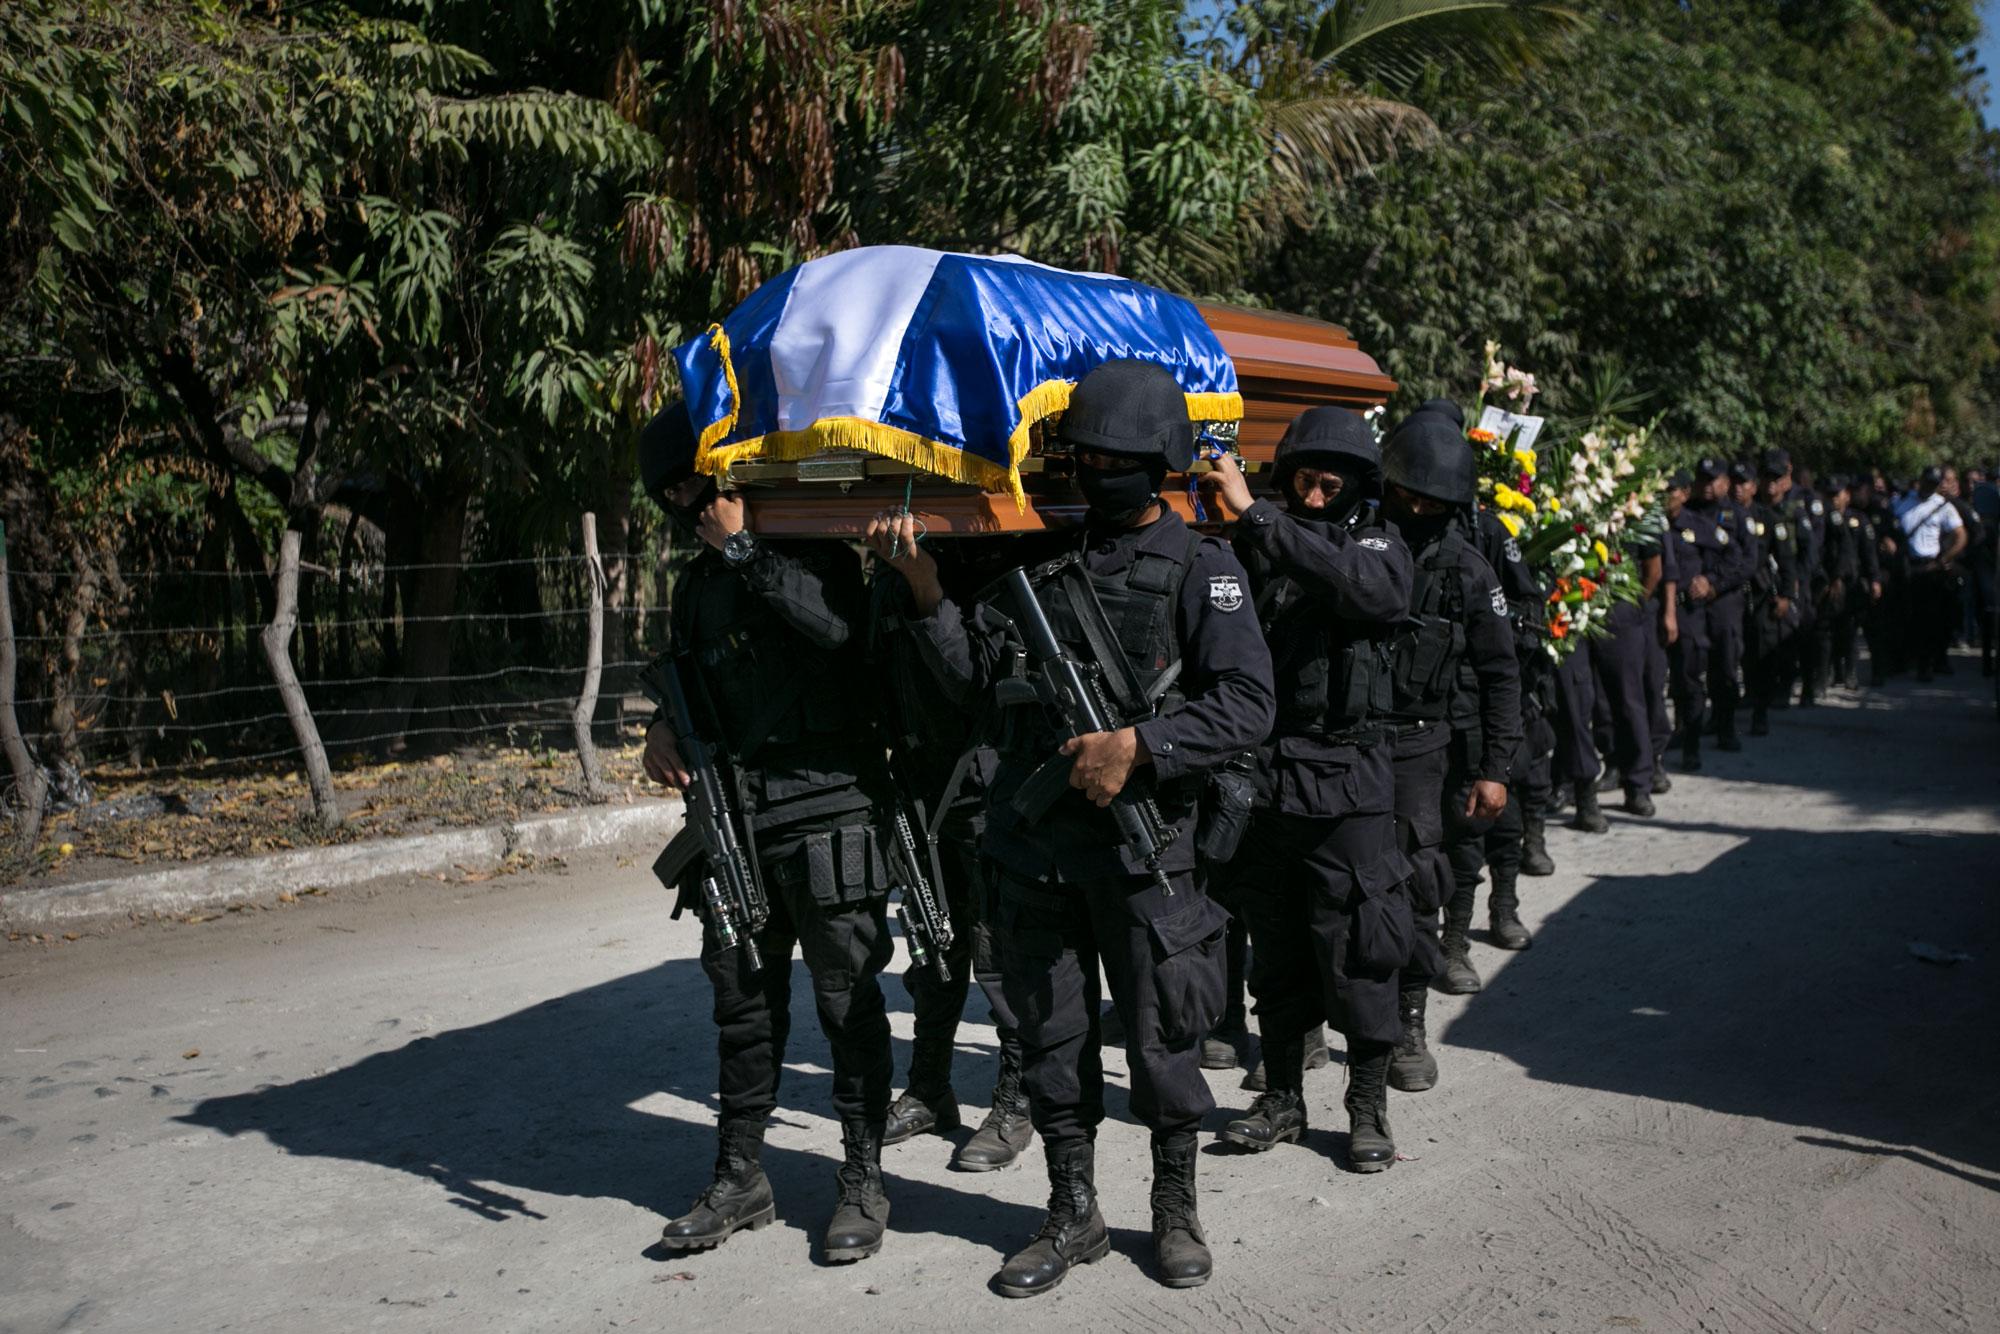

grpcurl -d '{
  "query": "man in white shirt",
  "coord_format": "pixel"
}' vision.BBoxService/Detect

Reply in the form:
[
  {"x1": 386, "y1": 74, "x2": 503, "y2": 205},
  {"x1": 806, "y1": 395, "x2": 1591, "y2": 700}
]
[{"x1": 1896, "y1": 466, "x2": 1968, "y2": 680}]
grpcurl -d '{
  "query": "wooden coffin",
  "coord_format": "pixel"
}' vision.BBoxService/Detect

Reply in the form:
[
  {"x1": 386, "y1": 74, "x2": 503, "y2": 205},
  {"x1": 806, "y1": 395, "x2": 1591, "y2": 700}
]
[{"x1": 729, "y1": 303, "x2": 1396, "y2": 535}]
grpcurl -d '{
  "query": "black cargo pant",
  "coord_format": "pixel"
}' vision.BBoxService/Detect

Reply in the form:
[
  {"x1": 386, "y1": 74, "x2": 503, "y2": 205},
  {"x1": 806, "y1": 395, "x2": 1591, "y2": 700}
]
[
  {"x1": 1745, "y1": 600, "x2": 1794, "y2": 714},
  {"x1": 1231, "y1": 752, "x2": 1409, "y2": 1047},
  {"x1": 1671, "y1": 598, "x2": 1713, "y2": 747},
  {"x1": 1647, "y1": 608, "x2": 1673, "y2": 762},
  {"x1": 1591, "y1": 599, "x2": 1658, "y2": 792},
  {"x1": 1708, "y1": 590, "x2": 1746, "y2": 736},
  {"x1": 899, "y1": 829, "x2": 1020, "y2": 1096},
  {"x1": 1909, "y1": 561, "x2": 1958, "y2": 673},
  {"x1": 703, "y1": 827, "x2": 896, "y2": 1131},
  {"x1": 1440, "y1": 744, "x2": 1503, "y2": 945},
  {"x1": 995, "y1": 865, "x2": 1226, "y2": 1144},
  {"x1": 1391, "y1": 730, "x2": 1451, "y2": 982},
  {"x1": 1551, "y1": 644, "x2": 1601, "y2": 787}
]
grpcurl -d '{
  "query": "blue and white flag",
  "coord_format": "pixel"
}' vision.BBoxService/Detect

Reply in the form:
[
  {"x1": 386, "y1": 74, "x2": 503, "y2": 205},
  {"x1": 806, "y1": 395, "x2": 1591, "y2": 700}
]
[{"x1": 672, "y1": 246, "x2": 1243, "y2": 505}]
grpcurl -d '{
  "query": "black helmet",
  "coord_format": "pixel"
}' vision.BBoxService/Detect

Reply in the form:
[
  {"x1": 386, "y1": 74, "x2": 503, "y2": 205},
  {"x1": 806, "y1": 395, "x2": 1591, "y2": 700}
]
[
  {"x1": 639, "y1": 399, "x2": 698, "y2": 510},
  {"x1": 1273, "y1": 407, "x2": 1381, "y2": 497},
  {"x1": 1058, "y1": 360, "x2": 1196, "y2": 471},
  {"x1": 1382, "y1": 414, "x2": 1476, "y2": 507},
  {"x1": 1413, "y1": 397, "x2": 1466, "y2": 430}
]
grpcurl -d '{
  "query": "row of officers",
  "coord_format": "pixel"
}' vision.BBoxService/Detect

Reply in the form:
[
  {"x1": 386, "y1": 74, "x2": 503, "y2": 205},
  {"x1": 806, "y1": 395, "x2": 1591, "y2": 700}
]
[{"x1": 631, "y1": 362, "x2": 1797, "y2": 1297}]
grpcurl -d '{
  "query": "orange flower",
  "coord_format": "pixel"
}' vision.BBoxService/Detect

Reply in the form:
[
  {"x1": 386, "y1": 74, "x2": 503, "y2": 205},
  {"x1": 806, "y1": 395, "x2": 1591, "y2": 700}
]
[
  {"x1": 1468, "y1": 427, "x2": 1500, "y2": 445},
  {"x1": 1577, "y1": 577, "x2": 1600, "y2": 599}
]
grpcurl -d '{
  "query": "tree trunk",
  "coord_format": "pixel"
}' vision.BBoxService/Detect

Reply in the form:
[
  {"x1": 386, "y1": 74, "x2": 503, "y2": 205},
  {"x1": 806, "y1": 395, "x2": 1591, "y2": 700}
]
[
  {"x1": 387, "y1": 486, "x2": 469, "y2": 747},
  {"x1": 572, "y1": 513, "x2": 607, "y2": 801},
  {"x1": 0, "y1": 521, "x2": 48, "y2": 854},
  {"x1": 599, "y1": 484, "x2": 633, "y2": 684},
  {"x1": 262, "y1": 528, "x2": 340, "y2": 829},
  {"x1": 336, "y1": 507, "x2": 361, "y2": 680}
]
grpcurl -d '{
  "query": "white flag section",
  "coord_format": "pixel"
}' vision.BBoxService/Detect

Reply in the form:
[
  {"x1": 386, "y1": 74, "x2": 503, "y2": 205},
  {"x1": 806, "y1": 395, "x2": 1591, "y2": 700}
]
[
  {"x1": 1478, "y1": 405, "x2": 1545, "y2": 453},
  {"x1": 767, "y1": 246, "x2": 946, "y2": 433}
]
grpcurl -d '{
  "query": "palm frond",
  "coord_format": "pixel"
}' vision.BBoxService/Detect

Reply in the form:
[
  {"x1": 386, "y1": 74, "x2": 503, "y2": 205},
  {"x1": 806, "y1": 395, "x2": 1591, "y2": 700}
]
[
  {"x1": 1307, "y1": 0, "x2": 1585, "y2": 94},
  {"x1": 1265, "y1": 91, "x2": 1440, "y2": 200}
]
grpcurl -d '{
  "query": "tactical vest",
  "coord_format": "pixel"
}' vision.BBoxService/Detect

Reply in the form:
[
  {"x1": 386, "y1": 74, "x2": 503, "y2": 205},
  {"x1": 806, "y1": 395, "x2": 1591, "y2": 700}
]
[
  {"x1": 1388, "y1": 528, "x2": 1469, "y2": 722},
  {"x1": 1256, "y1": 532, "x2": 1395, "y2": 740},
  {"x1": 671, "y1": 553, "x2": 866, "y2": 763},
  {"x1": 1001, "y1": 531, "x2": 1200, "y2": 817}
]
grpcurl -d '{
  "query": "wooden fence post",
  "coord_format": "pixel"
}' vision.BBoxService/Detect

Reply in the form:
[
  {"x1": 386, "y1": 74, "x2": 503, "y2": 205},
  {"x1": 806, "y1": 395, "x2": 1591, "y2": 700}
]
[
  {"x1": 0, "y1": 520, "x2": 48, "y2": 855},
  {"x1": 573, "y1": 512, "x2": 608, "y2": 801},
  {"x1": 263, "y1": 527, "x2": 341, "y2": 828}
]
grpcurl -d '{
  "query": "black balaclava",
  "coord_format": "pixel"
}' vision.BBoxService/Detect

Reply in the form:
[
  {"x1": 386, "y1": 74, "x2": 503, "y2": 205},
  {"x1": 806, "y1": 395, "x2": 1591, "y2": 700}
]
[
  {"x1": 638, "y1": 399, "x2": 713, "y2": 539},
  {"x1": 1078, "y1": 459, "x2": 1168, "y2": 524},
  {"x1": 1273, "y1": 406, "x2": 1378, "y2": 527}
]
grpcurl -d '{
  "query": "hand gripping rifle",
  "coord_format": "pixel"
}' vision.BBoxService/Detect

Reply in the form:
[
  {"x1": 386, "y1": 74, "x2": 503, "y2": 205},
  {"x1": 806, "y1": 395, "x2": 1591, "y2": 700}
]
[
  {"x1": 997, "y1": 564, "x2": 1179, "y2": 898},
  {"x1": 884, "y1": 759, "x2": 956, "y2": 982},
  {"x1": 640, "y1": 655, "x2": 770, "y2": 971}
]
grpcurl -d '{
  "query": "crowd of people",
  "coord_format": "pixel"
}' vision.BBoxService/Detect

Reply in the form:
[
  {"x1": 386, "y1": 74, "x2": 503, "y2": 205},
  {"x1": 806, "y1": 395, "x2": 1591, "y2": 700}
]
[{"x1": 628, "y1": 365, "x2": 1996, "y2": 1297}]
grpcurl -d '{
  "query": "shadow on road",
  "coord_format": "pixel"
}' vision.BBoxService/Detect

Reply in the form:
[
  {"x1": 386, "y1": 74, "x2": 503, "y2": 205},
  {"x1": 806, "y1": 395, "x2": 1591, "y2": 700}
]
[
  {"x1": 180, "y1": 959, "x2": 1045, "y2": 1257},
  {"x1": 1444, "y1": 824, "x2": 2000, "y2": 1187}
]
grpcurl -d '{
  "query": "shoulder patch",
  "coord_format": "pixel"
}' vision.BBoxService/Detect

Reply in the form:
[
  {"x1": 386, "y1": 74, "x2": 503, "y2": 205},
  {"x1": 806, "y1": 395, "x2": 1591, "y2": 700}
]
[
  {"x1": 1489, "y1": 587, "x2": 1509, "y2": 616},
  {"x1": 1753, "y1": 520, "x2": 1766, "y2": 536},
  {"x1": 1811, "y1": 500, "x2": 1824, "y2": 516},
  {"x1": 1775, "y1": 522, "x2": 1789, "y2": 540},
  {"x1": 1717, "y1": 529, "x2": 1730, "y2": 545},
  {"x1": 1359, "y1": 535, "x2": 1390, "y2": 551},
  {"x1": 1680, "y1": 528, "x2": 1697, "y2": 543},
  {"x1": 1207, "y1": 574, "x2": 1244, "y2": 613},
  {"x1": 1503, "y1": 536, "x2": 1523, "y2": 564},
  {"x1": 1847, "y1": 515, "x2": 1861, "y2": 528}
]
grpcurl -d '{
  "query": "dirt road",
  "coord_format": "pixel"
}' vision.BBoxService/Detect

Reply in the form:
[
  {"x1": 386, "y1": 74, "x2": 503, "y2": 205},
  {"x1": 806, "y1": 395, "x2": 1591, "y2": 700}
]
[{"x1": 3, "y1": 665, "x2": 1997, "y2": 1334}]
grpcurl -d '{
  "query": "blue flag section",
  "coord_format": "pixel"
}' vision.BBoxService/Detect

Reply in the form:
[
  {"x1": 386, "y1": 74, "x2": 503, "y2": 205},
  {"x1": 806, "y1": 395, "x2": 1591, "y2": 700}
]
[{"x1": 671, "y1": 246, "x2": 1244, "y2": 506}]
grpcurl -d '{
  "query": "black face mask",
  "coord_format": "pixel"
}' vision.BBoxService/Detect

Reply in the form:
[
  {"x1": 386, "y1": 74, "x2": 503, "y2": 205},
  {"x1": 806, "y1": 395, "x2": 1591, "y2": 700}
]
[
  {"x1": 662, "y1": 475, "x2": 717, "y2": 541},
  {"x1": 1287, "y1": 479, "x2": 1365, "y2": 527},
  {"x1": 1077, "y1": 463, "x2": 1162, "y2": 523},
  {"x1": 1393, "y1": 507, "x2": 1453, "y2": 548}
]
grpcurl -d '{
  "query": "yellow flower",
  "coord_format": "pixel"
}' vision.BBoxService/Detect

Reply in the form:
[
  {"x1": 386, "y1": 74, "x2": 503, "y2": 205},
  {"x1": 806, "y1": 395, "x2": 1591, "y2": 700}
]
[
  {"x1": 1497, "y1": 512, "x2": 1522, "y2": 537},
  {"x1": 1513, "y1": 449, "x2": 1537, "y2": 476},
  {"x1": 1592, "y1": 540, "x2": 1609, "y2": 562},
  {"x1": 1544, "y1": 497, "x2": 1562, "y2": 513}
]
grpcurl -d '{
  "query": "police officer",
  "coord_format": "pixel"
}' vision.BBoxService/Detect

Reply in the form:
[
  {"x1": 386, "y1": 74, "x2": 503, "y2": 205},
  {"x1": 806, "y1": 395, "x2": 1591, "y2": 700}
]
[
  {"x1": 1699, "y1": 461, "x2": 1754, "y2": 752},
  {"x1": 1590, "y1": 526, "x2": 1670, "y2": 816},
  {"x1": 1200, "y1": 408, "x2": 1413, "y2": 1170},
  {"x1": 1829, "y1": 477, "x2": 1881, "y2": 689},
  {"x1": 872, "y1": 360, "x2": 1275, "y2": 1297},
  {"x1": 1379, "y1": 413, "x2": 1521, "y2": 1085},
  {"x1": 640, "y1": 401, "x2": 897, "y2": 1264},
  {"x1": 1786, "y1": 465, "x2": 1830, "y2": 705},
  {"x1": 867, "y1": 544, "x2": 1034, "y2": 1172},
  {"x1": 1670, "y1": 460, "x2": 1747, "y2": 771},
  {"x1": 1746, "y1": 449, "x2": 1801, "y2": 737}
]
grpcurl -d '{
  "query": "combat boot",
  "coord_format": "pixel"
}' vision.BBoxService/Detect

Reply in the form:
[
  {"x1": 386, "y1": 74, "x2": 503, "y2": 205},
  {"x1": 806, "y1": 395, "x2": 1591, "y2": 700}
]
[
  {"x1": 661, "y1": 1120, "x2": 777, "y2": 1250},
  {"x1": 1388, "y1": 985, "x2": 1438, "y2": 1092},
  {"x1": 884, "y1": 1029, "x2": 963, "y2": 1144},
  {"x1": 1149, "y1": 1131, "x2": 1212, "y2": 1288},
  {"x1": 1344, "y1": 1043, "x2": 1396, "y2": 1173},
  {"x1": 1622, "y1": 784, "x2": 1655, "y2": 817},
  {"x1": 1224, "y1": 1028, "x2": 1309, "y2": 1146},
  {"x1": 994, "y1": 1138, "x2": 1109, "y2": 1298},
  {"x1": 823, "y1": 1119, "x2": 890, "y2": 1263},
  {"x1": 1680, "y1": 737, "x2": 1703, "y2": 772},
  {"x1": 1435, "y1": 925, "x2": 1482, "y2": 994},
  {"x1": 1520, "y1": 811, "x2": 1555, "y2": 877},
  {"x1": 1748, "y1": 707, "x2": 1769, "y2": 737},
  {"x1": 1240, "y1": 1023, "x2": 1328, "y2": 1091},
  {"x1": 1651, "y1": 762, "x2": 1672, "y2": 795},
  {"x1": 955, "y1": 1043, "x2": 1033, "y2": 1172},
  {"x1": 1488, "y1": 871, "x2": 1531, "y2": 951},
  {"x1": 1717, "y1": 713, "x2": 1744, "y2": 750},
  {"x1": 1570, "y1": 782, "x2": 1609, "y2": 834},
  {"x1": 1200, "y1": 1009, "x2": 1251, "y2": 1071}
]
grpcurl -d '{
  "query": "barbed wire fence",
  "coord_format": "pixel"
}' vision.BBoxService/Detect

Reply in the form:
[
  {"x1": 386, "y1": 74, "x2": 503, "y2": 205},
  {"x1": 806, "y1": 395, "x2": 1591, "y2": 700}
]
[{"x1": 0, "y1": 513, "x2": 682, "y2": 857}]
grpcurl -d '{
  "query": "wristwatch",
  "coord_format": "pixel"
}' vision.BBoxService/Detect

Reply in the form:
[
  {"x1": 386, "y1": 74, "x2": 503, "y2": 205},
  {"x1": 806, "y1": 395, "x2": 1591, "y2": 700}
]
[{"x1": 721, "y1": 529, "x2": 761, "y2": 567}]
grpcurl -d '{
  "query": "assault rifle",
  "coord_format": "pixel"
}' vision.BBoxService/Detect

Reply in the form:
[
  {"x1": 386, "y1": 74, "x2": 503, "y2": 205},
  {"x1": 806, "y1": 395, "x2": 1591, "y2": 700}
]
[
  {"x1": 997, "y1": 564, "x2": 1179, "y2": 898},
  {"x1": 884, "y1": 760, "x2": 955, "y2": 982},
  {"x1": 640, "y1": 655, "x2": 770, "y2": 971}
]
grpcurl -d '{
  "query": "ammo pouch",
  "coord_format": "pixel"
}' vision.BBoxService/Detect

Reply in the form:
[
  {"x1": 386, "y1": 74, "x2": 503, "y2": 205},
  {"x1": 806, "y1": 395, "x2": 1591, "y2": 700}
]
[
  {"x1": 767, "y1": 825, "x2": 888, "y2": 908},
  {"x1": 1195, "y1": 755, "x2": 1258, "y2": 865},
  {"x1": 1390, "y1": 614, "x2": 1465, "y2": 716}
]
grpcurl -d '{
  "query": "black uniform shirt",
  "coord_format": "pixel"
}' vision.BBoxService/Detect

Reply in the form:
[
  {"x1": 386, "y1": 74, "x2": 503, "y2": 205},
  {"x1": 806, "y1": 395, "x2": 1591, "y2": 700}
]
[{"x1": 911, "y1": 510, "x2": 1276, "y2": 878}]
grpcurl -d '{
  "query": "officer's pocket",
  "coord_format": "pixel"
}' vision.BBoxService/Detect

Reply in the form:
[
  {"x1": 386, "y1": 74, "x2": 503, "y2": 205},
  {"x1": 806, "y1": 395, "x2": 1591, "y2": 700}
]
[
  {"x1": 1352, "y1": 856, "x2": 1417, "y2": 973},
  {"x1": 1147, "y1": 896, "x2": 1230, "y2": 1046}
]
